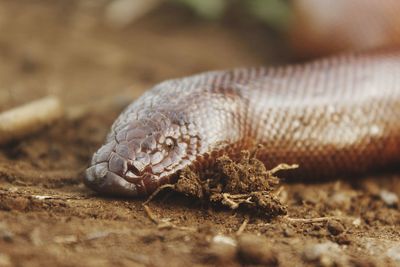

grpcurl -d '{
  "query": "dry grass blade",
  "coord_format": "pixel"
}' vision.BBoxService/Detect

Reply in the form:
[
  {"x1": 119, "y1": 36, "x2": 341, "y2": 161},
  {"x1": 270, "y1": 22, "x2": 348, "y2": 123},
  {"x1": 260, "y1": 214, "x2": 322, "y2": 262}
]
[{"x1": 284, "y1": 216, "x2": 342, "y2": 224}]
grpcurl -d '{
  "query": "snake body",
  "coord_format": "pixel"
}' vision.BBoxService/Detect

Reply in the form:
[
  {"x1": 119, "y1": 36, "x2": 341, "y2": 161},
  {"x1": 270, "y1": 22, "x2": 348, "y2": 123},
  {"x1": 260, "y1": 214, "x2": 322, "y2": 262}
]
[{"x1": 85, "y1": 50, "x2": 400, "y2": 196}]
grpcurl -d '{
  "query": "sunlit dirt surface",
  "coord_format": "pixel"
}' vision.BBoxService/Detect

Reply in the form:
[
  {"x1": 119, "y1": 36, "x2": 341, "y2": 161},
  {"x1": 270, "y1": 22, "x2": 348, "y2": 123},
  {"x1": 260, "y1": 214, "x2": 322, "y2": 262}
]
[{"x1": 0, "y1": 1, "x2": 399, "y2": 266}]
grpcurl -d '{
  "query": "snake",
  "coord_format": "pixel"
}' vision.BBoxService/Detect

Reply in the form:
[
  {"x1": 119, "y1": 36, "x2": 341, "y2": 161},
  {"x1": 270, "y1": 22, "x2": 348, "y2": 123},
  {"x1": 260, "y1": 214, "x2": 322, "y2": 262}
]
[{"x1": 84, "y1": 49, "x2": 400, "y2": 197}]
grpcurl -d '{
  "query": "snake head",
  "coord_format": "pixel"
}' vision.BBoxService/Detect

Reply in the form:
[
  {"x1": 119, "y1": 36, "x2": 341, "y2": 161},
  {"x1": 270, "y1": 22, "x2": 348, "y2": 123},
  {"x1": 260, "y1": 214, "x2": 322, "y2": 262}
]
[{"x1": 85, "y1": 111, "x2": 199, "y2": 197}]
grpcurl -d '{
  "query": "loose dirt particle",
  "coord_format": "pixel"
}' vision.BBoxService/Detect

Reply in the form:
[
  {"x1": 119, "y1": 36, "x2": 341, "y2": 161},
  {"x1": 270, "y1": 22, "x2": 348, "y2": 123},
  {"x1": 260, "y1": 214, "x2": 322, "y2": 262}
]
[
  {"x1": 327, "y1": 220, "x2": 345, "y2": 236},
  {"x1": 379, "y1": 190, "x2": 399, "y2": 206},
  {"x1": 334, "y1": 234, "x2": 351, "y2": 245},
  {"x1": 282, "y1": 226, "x2": 295, "y2": 237},
  {"x1": 0, "y1": 223, "x2": 13, "y2": 243}
]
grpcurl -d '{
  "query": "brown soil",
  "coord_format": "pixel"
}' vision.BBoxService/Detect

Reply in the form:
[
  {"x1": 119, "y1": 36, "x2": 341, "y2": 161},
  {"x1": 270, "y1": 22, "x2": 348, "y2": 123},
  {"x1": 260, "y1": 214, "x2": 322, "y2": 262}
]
[{"x1": 0, "y1": 1, "x2": 399, "y2": 267}]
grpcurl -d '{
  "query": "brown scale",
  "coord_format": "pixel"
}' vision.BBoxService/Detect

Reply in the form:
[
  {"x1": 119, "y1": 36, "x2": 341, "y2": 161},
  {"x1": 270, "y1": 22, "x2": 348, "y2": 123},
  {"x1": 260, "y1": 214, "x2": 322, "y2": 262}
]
[{"x1": 85, "y1": 50, "x2": 400, "y2": 197}]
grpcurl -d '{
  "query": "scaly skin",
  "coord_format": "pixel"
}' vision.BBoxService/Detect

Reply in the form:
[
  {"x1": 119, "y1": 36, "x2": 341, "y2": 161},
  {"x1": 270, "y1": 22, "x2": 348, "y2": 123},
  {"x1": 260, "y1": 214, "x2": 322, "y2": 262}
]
[{"x1": 85, "y1": 50, "x2": 400, "y2": 197}]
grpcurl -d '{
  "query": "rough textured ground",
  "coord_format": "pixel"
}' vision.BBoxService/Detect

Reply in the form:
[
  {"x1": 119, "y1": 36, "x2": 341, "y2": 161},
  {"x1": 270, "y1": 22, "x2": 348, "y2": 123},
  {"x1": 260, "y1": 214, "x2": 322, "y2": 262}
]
[{"x1": 0, "y1": 1, "x2": 399, "y2": 266}]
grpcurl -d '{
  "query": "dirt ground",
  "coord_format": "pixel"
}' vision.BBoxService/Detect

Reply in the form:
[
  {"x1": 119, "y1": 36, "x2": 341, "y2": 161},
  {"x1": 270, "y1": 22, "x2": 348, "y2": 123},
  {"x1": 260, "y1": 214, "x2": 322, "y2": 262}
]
[{"x1": 0, "y1": 1, "x2": 399, "y2": 266}]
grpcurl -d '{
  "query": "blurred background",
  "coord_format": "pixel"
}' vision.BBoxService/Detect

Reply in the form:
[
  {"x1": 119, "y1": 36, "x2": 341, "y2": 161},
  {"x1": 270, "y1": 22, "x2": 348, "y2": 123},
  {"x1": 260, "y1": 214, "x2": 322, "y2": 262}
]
[{"x1": 1, "y1": 0, "x2": 400, "y2": 110}]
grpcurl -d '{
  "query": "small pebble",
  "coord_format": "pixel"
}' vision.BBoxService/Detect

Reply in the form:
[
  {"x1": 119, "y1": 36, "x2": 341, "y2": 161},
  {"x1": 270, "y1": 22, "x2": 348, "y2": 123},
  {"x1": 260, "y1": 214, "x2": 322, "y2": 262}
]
[
  {"x1": 212, "y1": 234, "x2": 237, "y2": 247},
  {"x1": 334, "y1": 234, "x2": 351, "y2": 245},
  {"x1": 0, "y1": 223, "x2": 13, "y2": 243},
  {"x1": 0, "y1": 253, "x2": 11, "y2": 266},
  {"x1": 237, "y1": 234, "x2": 278, "y2": 265},
  {"x1": 386, "y1": 245, "x2": 400, "y2": 262},
  {"x1": 283, "y1": 227, "x2": 295, "y2": 237},
  {"x1": 206, "y1": 242, "x2": 237, "y2": 264},
  {"x1": 201, "y1": 234, "x2": 237, "y2": 264},
  {"x1": 303, "y1": 241, "x2": 347, "y2": 266},
  {"x1": 330, "y1": 191, "x2": 353, "y2": 210},
  {"x1": 327, "y1": 220, "x2": 345, "y2": 236},
  {"x1": 379, "y1": 190, "x2": 398, "y2": 206},
  {"x1": 53, "y1": 235, "x2": 78, "y2": 244},
  {"x1": 352, "y1": 217, "x2": 362, "y2": 227}
]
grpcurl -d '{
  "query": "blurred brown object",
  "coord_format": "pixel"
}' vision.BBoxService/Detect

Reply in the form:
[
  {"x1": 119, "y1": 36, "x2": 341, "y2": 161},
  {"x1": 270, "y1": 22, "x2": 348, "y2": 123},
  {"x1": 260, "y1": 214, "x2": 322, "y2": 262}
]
[
  {"x1": 105, "y1": 0, "x2": 163, "y2": 28},
  {"x1": 0, "y1": 96, "x2": 64, "y2": 145},
  {"x1": 288, "y1": 0, "x2": 400, "y2": 58}
]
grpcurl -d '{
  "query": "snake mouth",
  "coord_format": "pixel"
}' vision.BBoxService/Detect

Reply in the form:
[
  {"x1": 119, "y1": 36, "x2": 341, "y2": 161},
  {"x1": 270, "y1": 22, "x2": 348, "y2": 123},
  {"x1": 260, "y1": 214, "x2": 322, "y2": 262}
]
[{"x1": 85, "y1": 163, "x2": 139, "y2": 197}]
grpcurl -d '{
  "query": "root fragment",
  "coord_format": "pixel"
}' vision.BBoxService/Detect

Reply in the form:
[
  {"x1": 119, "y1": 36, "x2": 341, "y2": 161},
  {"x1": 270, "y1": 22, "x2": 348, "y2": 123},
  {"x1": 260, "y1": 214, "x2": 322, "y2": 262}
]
[
  {"x1": 268, "y1": 163, "x2": 299, "y2": 176},
  {"x1": 143, "y1": 184, "x2": 175, "y2": 205},
  {"x1": 236, "y1": 216, "x2": 250, "y2": 236},
  {"x1": 143, "y1": 204, "x2": 195, "y2": 231},
  {"x1": 284, "y1": 216, "x2": 342, "y2": 224}
]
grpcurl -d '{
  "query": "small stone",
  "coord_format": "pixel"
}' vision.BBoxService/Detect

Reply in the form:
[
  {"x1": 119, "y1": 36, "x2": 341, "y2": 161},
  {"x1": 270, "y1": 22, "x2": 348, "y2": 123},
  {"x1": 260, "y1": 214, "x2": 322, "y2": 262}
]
[
  {"x1": 205, "y1": 242, "x2": 237, "y2": 264},
  {"x1": 237, "y1": 234, "x2": 278, "y2": 265},
  {"x1": 352, "y1": 217, "x2": 362, "y2": 227},
  {"x1": 283, "y1": 227, "x2": 295, "y2": 237},
  {"x1": 212, "y1": 234, "x2": 237, "y2": 247},
  {"x1": 334, "y1": 234, "x2": 351, "y2": 245},
  {"x1": 1, "y1": 231, "x2": 13, "y2": 243},
  {"x1": 0, "y1": 223, "x2": 13, "y2": 243},
  {"x1": 379, "y1": 190, "x2": 398, "y2": 206},
  {"x1": 386, "y1": 245, "x2": 400, "y2": 262},
  {"x1": 53, "y1": 235, "x2": 78, "y2": 244},
  {"x1": 0, "y1": 253, "x2": 11, "y2": 266},
  {"x1": 303, "y1": 241, "x2": 347, "y2": 266},
  {"x1": 201, "y1": 234, "x2": 237, "y2": 264},
  {"x1": 330, "y1": 191, "x2": 353, "y2": 210},
  {"x1": 327, "y1": 220, "x2": 345, "y2": 236}
]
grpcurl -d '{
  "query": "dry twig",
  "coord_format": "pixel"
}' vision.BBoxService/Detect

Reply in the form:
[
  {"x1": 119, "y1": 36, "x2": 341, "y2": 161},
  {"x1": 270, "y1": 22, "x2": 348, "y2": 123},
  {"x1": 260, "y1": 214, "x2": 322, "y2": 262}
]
[
  {"x1": 284, "y1": 216, "x2": 341, "y2": 224},
  {"x1": 267, "y1": 163, "x2": 299, "y2": 176},
  {"x1": 143, "y1": 184, "x2": 175, "y2": 205},
  {"x1": 236, "y1": 216, "x2": 250, "y2": 236},
  {"x1": 143, "y1": 204, "x2": 196, "y2": 231}
]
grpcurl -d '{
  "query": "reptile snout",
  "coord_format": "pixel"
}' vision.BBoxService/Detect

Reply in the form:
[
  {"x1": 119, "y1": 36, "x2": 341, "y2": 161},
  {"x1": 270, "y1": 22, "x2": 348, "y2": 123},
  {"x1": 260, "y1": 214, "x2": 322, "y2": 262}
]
[
  {"x1": 85, "y1": 162, "x2": 138, "y2": 196},
  {"x1": 84, "y1": 122, "x2": 173, "y2": 196},
  {"x1": 85, "y1": 109, "x2": 201, "y2": 196},
  {"x1": 84, "y1": 139, "x2": 140, "y2": 196}
]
